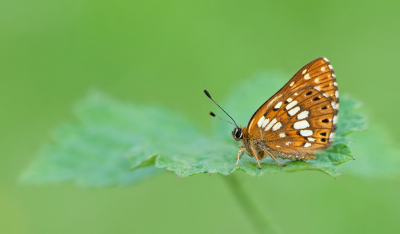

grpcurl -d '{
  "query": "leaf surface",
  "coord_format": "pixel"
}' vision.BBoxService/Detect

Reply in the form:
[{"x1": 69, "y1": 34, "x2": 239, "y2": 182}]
[
  {"x1": 22, "y1": 72, "x2": 372, "y2": 186},
  {"x1": 134, "y1": 73, "x2": 367, "y2": 178}
]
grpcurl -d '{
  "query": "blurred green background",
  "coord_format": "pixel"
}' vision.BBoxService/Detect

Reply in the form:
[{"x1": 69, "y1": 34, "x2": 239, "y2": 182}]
[{"x1": 1, "y1": 0, "x2": 400, "y2": 233}]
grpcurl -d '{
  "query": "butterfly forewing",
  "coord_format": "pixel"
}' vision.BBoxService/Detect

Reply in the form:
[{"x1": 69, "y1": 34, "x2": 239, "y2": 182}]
[{"x1": 247, "y1": 57, "x2": 339, "y2": 160}]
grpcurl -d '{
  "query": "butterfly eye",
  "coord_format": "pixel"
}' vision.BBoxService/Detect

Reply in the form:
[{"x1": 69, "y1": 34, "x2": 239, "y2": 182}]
[
  {"x1": 232, "y1": 128, "x2": 243, "y2": 141},
  {"x1": 236, "y1": 129, "x2": 242, "y2": 138}
]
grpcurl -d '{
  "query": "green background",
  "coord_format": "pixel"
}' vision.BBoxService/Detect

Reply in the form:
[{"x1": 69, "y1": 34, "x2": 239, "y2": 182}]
[{"x1": 1, "y1": 0, "x2": 399, "y2": 233}]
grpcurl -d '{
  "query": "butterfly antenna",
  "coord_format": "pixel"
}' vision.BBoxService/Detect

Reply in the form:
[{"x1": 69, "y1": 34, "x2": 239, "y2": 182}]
[
  {"x1": 204, "y1": 90, "x2": 240, "y2": 128},
  {"x1": 209, "y1": 111, "x2": 236, "y2": 126}
]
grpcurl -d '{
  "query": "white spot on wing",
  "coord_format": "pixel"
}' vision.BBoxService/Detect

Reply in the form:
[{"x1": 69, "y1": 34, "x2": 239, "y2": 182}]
[
  {"x1": 297, "y1": 110, "x2": 309, "y2": 120},
  {"x1": 286, "y1": 98, "x2": 293, "y2": 103},
  {"x1": 329, "y1": 64, "x2": 333, "y2": 69},
  {"x1": 257, "y1": 116, "x2": 265, "y2": 128},
  {"x1": 321, "y1": 67, "x2": 326, "y2": 71},
  {"x1": 285, "y1": 142, "x2": 291, "y2": 146},
  {"x1": 288, "y1": 106, "x2": 300, "y2": 116},
  {"x1": 294, "y1": 120, "x2": 310, "y2": 129},
  {"x1": 290, "y1": 81, "x2": 294, "y2": 87},
  {"x1": 308, "y1": 137, "x2": 315, "y2": 142},
  {"x1": 261, "y1": 118, "x2": 270, "y2": 128},
  {"x1": 279, "y1": 132, "x2": 286, "y2": 138},
  {"x1": 265, "y1": 118, "x2": 277, "y2": 131},
  {"x1": 323, "y1": 57, "x2": 329, "y2": 62},
  {"x1": 302, "y1": 69, "x2": 307, "y2": 74},
  {"x1": 334, "y1": 82, "x2": 338, "y2": 86},
  {"x1": 304, "y1": 143, "x2": 312, "y2": 147},
  {"x1": 330, "y1": 132, "x2": 335, "y2": 140},
  {"x1": 304, "y1": 74, "x2": 311, "y2": 80},
  {"x1": 272, "y1": 122, "x2": 282, "y2": 131},
  {"x1": 335, "y1": 91, "x2": 339, "y2": 98},
  {"x1": 300, "y1": 130, "x2": 313, "y2": 136},
  {"x1": 333, "y1": 116, "x2": 338, "y2": 124},
  {"x1": 286, "y1": 100, "x2": 298, "y2": 110},
  {"x1": 274, "y1": 102, "x2": 283, "y2": 109}
]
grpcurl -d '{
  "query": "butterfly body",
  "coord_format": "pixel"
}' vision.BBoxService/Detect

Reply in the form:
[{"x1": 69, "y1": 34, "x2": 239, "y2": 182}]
[
  {"x1": 235, "y1": 125, "x2": 316, "y2": 167},
  {"x1": 237, "y1": 128, "x2": 266, "y2": 158},
  {"x1": 206, "y1": 57, "x2": 339, "y2": 169}
]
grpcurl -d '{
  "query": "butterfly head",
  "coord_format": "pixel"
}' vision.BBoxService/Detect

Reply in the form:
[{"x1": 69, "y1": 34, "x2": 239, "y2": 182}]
[{"x1": 232, "y1": 127, "x2": 243, "y2": 141}]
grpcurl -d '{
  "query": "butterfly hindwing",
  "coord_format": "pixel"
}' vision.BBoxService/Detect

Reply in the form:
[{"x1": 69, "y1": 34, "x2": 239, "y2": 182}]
[{"x1": 247, "y1": 57, "x2": 339, "y2": 160}]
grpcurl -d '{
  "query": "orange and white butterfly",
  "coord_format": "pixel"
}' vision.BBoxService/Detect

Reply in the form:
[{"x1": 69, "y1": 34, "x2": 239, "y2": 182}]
[{"x1": 205, "y1": 57, "x2": 339, "y2": 168}]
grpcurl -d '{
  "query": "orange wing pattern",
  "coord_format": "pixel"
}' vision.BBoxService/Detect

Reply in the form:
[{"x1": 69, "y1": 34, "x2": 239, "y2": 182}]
[{"x1": 246, "y1": 57, "x2": 339, "y2": 160}]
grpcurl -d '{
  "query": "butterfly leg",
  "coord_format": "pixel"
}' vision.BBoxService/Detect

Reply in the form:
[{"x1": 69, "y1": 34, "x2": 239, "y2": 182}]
[
  {"x1": 254, "y1": 155, "x2": 262, "y2": 169},
  {"x1": 248, "y1": 145, "x2": 262, "y2": 169},
  {"x1": 234, "y1": 149, "x2": 246, "y2": 167},
  {"x1": 264, "y1": 150, "x2": 286, "y2": 167},
  {"x1": 234, "y1": 147, "x2": 246, "y2": 167}
]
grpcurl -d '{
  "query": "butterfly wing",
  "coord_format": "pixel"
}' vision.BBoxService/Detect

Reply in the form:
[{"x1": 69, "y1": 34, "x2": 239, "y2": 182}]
[{"x1": 247, "y1": 57, "x2": 339, "y2": 160}]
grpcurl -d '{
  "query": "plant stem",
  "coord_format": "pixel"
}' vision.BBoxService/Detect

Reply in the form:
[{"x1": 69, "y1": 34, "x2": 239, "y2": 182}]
[{"x1": 223, "y1": 174, "x2": 276, "y2": 234}]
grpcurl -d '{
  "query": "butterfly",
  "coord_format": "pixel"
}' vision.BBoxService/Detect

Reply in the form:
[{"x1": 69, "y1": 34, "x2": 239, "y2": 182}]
[{"x1": 204, "y1": 57, "x2": 339, "y2": 169}]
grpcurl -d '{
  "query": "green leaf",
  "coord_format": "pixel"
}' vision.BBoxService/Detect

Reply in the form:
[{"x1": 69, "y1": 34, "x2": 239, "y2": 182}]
[
  {"x1": 22, "y1": 72, "x2": 370, "y2": 186},
  {"x1": 21, "y1": 92, "x2": 162, "y2": 187},
  {"x1": 133, "y1": 72, "x2": 367, "y2": 178}
]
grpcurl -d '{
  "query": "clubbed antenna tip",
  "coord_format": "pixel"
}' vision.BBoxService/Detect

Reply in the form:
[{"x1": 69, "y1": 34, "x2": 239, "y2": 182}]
[
  {"x1": 204, "y1": 90, "x2": 211, "y2": 98},
  {"x1": 204, "y1": 89, "x2": 239, "y2": 128}
]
